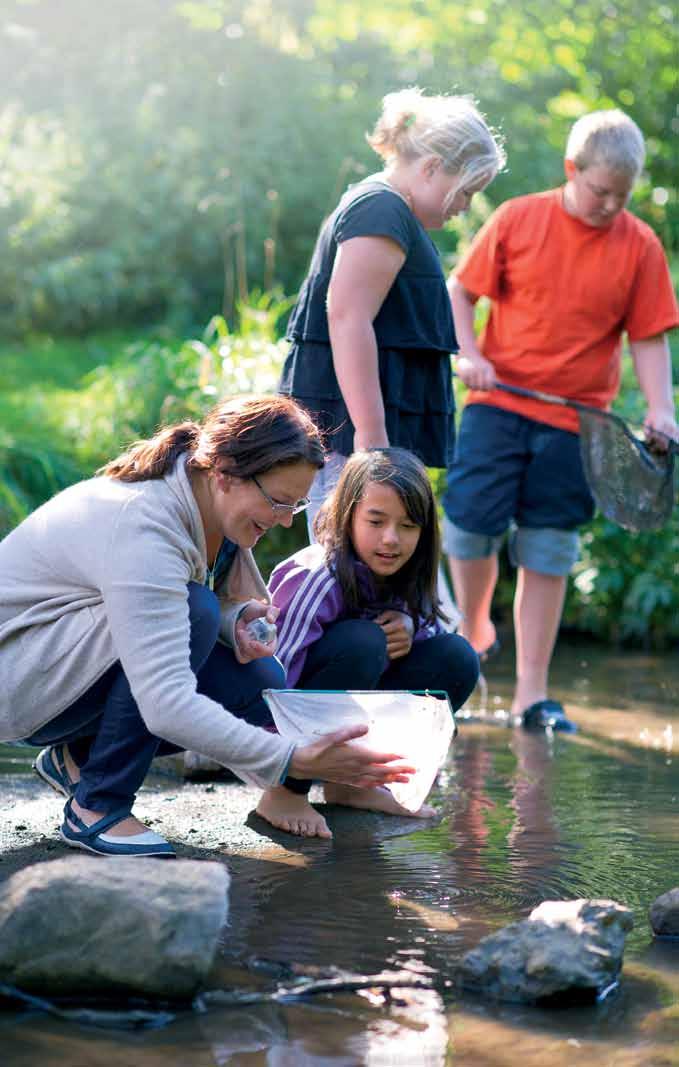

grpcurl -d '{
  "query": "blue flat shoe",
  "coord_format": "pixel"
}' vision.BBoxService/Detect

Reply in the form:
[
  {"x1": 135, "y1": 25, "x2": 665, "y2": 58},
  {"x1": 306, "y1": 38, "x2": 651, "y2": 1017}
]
[
  {"x1": 60, "y1": 798, "x2": 176, "y2": 858},
  {"x1": 33, "y1": 744, "x2": 77, "y2": 797},
  {"x1": 521, "y1": 699, "x2": 578, "y2": 733}
]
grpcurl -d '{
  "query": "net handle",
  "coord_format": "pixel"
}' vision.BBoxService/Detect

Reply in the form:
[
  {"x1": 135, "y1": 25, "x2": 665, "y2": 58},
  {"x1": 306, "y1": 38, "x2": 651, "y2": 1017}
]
[{"x1": 452, "y1": 372, "x2": 679, "y2": 452}]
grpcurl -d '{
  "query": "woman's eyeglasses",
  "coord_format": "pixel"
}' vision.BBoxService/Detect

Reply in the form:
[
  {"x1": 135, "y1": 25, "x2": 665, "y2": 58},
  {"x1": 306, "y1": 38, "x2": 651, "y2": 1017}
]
[{"x1": 251, "y1": 475, "x2": 310, "y2": 516}]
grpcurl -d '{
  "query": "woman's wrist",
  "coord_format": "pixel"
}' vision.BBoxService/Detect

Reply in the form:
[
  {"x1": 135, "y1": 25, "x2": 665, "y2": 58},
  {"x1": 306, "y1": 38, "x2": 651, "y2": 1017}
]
[
  {"x1": 353, "y1": 423, "x2": 389, "y2": 449},
  {"x1": 278, "y1": 748, "x2": 296, "y2": 784},
  {"x1": 286, "y1": 745, "x2": 308, "y2": 779}
]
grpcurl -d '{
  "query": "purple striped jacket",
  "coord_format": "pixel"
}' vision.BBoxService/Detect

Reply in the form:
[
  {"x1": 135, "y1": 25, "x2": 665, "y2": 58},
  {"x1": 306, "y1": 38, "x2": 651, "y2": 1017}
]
[{"x1": 269, "y1": 544, "x2": 443, "y2": 686}]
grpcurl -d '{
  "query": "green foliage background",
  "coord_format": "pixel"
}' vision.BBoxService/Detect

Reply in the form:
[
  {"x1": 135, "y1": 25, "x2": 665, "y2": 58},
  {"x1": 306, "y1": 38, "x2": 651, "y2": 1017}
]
[
  {"x1": 2, "y1": 0, "x2": 677, "y2": 333},
  {"x1": 0, "y1": 0, "x2": 677, "y2": 644}
]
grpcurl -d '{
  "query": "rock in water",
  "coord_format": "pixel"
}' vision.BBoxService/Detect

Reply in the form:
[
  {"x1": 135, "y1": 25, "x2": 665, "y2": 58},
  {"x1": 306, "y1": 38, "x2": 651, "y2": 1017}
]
[
  {"x1": 0, "y1": 856, "x2": 229, "y2": 998},
  {"x1": 649, "y1": 888, "x2": 679, "y2": 937},
  {"x1": 459, "y1": 898, "x2": 633, "y2": 1004}
]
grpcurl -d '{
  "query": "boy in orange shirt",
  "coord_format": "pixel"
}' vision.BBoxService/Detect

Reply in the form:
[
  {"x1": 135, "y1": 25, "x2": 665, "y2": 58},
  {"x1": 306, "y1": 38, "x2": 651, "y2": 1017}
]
[{"x1": 443, "y1": 109, "x2": 679, "y2": 731}]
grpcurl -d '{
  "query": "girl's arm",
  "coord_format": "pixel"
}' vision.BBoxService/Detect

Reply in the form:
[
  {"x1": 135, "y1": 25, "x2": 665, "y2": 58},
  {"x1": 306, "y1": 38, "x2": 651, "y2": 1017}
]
[
  {"x1": 327, "y1": 235, "x2": 406, "y2": 450},
  {"x1": 270, "y1": 560, "x2": 344, "y2": 686}
]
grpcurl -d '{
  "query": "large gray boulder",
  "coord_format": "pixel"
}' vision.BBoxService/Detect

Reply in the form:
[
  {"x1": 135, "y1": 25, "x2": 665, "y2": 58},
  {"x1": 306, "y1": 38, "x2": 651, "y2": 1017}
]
[
  {"x1": 649, "y1": 888, "x2": 679, "y2": 937},
  {"x1": 459, "y1": 898, "x2": 633, "y2": 1004},
  {"x1": 0, "y1": 856, "x2": 229, "y2": 998}
]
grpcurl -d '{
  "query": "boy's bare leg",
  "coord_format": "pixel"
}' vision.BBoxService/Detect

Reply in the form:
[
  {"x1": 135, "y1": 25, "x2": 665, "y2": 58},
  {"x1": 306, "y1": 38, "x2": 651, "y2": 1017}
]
[
  {"x1": 512, "y1": 567, "x2": 567, "y2": 714},
  {"x1": 256, "y1": 786, "x2": 332, "y2": 838},
  {"x1": 323, "y1": 783, "x2": 436, "y2": 818},
  {"x1": 447, "y1": 554, "x2": 498, "y2": 653}
]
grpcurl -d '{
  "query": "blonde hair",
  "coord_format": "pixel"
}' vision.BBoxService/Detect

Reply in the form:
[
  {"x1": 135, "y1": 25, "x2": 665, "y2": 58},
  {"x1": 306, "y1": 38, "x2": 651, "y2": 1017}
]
[
  {"x1": 367, "y1": 87, "x2": 505, "y2": 187},
  {"x1": 565, "y1": 109, "x2": 645, "y2": 180}
]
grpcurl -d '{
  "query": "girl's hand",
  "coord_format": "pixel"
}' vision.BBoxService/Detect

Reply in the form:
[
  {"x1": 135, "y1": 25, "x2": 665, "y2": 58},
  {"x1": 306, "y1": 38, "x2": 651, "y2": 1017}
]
[
  {"x1": 375, "y1": 609, "x2": 414, "y2": 660},
  {"x1": 288, "y1": 724, "x2": 415, "y2": 788},
  {"x1": 234, "y1": 602, "x2": 279, "y2": 662},
  {"x1": 455, "y1": 353, "x2": 497, "y2": 390}
]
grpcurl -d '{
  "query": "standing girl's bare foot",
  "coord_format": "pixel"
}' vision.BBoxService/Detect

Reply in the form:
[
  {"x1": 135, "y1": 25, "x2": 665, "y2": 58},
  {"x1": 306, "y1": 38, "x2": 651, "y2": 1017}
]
[
  {"x1": 323, "y1": 783, "x2": 436, "y2": 819},
  {"x1": 256, "y1": 786, "x2": 332, "y2": 838}
]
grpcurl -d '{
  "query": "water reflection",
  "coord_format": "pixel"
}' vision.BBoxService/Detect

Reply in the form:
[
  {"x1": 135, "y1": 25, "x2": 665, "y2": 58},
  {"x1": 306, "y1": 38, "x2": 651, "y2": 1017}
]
[
  {"x1": 199, "y1": 988, "x2": 449, "y2": 1066},
  {"x1": 1, "y1": 641, "x2": 678, "y2": 1065}
]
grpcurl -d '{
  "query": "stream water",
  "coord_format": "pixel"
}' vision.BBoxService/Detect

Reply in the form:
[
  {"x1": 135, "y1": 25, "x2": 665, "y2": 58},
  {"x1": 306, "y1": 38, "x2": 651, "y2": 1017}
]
[{"x1": 1, "y1": 638, "x2": 678, "y2": 1066}]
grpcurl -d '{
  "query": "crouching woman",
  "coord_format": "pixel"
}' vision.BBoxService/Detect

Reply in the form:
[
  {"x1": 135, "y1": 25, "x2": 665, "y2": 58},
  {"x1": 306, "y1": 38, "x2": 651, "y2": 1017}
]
[{"x1": 0, "y1": 395, "x2": 413, "y2": 857}]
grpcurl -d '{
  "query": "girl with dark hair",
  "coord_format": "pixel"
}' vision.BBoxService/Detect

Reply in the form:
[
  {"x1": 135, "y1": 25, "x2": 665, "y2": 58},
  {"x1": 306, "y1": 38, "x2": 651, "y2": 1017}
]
[
  {"x1": 0, "y1": 397, "x2": 414, "y2": 858},
  {"x1": 258, "y1": 448, "x2": 479, "y2": 839}
]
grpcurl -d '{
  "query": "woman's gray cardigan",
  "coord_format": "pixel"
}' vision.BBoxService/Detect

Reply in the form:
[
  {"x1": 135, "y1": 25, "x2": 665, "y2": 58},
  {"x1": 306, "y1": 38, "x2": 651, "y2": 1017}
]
[{"x1": 0, "y1": 455, "x2": 294, "y2": 787}]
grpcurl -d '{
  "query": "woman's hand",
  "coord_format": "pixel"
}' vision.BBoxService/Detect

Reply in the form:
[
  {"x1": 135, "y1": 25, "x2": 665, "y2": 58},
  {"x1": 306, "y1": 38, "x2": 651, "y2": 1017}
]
[
  {"x1": 375, "y1": 609, "x2": 414, "y2": 660},
  {"x1": 288, "y1": 725, "x2": 415, "y2": 788},
  {"x1": 234, "y1": 602, "x2": 279, "y2": 662},
  {"x1": 455, "y1": 353, "x2": 497, "y2": 390}
]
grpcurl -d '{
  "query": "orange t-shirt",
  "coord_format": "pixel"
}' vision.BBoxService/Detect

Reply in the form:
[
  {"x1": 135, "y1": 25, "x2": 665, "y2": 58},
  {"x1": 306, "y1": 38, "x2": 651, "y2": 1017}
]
[{"x1": 455, "y1": 188, "x2": 679, "y2": 432}]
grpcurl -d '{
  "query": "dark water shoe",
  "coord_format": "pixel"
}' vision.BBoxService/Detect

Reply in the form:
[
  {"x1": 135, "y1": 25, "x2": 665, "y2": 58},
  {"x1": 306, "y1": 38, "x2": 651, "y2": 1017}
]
[
  {"x1": 521, "y1": 699, "x2": 578, "y2": 733},
  {"x1": 33, "y1": 744, "x2": 76, "y2": 797}
]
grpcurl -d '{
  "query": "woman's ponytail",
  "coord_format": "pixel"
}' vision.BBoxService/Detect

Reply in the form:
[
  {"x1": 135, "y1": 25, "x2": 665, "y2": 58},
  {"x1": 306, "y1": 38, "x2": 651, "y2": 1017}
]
[
  {"x1": 100, "y1": 395, "x2": 323, "y2": 484},
  {"x1": 101, "y1": 422, "x2": 201, "y2": 482}
]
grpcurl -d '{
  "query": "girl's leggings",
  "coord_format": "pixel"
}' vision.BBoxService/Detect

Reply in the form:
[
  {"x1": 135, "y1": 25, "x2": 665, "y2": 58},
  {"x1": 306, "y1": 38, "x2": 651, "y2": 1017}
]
[
  {"x1": 284, "y1": 618, "x2": 479, "y2": 795},
  {"x1": 25, "y1": 582, "x2": 284, "y2": 813}
]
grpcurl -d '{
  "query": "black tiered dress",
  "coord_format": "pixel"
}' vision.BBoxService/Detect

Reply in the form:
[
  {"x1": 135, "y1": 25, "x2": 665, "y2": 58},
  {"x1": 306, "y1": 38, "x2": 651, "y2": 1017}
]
[{"x1": 279, "y1": 177, "x2": 458, "y2": 468}]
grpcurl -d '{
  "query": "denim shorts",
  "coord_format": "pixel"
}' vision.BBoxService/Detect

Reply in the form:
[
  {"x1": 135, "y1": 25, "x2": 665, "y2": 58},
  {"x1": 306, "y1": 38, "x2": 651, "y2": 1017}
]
[
  {"x1": 441, "y1": 404, "x2": 595, "y2": 576},
  {"x1": 306, "y1": 450, "x2": 348, "y2": 541}
]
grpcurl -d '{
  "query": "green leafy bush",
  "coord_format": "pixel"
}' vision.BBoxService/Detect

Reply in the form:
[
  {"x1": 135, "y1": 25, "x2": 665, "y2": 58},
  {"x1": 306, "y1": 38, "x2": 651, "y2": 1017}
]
[
  {"x1": 1, "y1": 288, "x2": 677, "y2": 642},
  {"x1": 1, "y1": 0, "x2": 676, "y2": 335},
  {"x1": 568, "y1": 518, "x2": 679, "y2": 647},
  {"x1": 0, "y1": 296, "x2": 309, "y2": 575}
]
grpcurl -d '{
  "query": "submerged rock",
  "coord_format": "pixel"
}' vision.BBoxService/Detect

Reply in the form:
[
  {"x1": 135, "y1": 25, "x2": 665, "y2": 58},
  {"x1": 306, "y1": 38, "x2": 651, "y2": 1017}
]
[
  {"x1": 649, "y1": 888, "x2": 679, "y2": 937},
  {"x1": 459, "y1": 898, "x2": 633, "y2": 1004},
  {"x1": 0, "y1": 856, "x2": 229, "y2": 998}
]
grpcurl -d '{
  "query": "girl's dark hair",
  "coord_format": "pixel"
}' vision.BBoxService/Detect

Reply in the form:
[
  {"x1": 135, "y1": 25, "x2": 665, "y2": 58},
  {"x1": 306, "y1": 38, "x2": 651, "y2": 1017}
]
[
  {"x1": 315, "y1": 448, "x2": 445, "y2": 625},
  {"x1": 101, "y1": 395, "x2": 324, "y2": 481}
]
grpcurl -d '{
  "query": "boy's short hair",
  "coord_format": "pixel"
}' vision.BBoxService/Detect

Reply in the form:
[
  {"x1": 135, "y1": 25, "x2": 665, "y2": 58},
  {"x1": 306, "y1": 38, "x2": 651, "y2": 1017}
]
[{"x1": 565, "y1": 109, "x2": 645, "y2": 180}]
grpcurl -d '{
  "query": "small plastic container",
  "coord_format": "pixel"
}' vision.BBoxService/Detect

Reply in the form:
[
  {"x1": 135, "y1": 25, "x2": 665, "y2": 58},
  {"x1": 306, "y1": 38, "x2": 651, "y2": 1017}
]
[
  {"x1": 246, "y1": 617, "x2": 277, "y2": 644},
  {"x1": 262, "y1": 689, "x2": 456, "y2": 812}
]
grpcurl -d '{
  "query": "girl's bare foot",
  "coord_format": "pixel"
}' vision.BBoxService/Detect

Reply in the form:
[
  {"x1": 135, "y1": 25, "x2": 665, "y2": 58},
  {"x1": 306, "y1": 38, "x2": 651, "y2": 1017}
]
[
  {"x1": 323, "y1": 783, "x2": 436, "y2": 819},
  {"x1": 256, "y1": 786, "x2": 332, "y2": 838}
]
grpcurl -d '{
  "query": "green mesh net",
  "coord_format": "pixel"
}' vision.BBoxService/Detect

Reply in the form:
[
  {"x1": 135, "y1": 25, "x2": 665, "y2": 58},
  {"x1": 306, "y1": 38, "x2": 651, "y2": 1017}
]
[
  {"x1": 456, "y1": 375, "x2": 678, "y2": 532},
  {"x1": 577, "y1": 408, "x2": 676, "y2": 532}
]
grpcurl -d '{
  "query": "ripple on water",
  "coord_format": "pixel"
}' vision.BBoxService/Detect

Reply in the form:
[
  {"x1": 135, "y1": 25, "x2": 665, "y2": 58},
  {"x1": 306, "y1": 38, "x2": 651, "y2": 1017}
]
[{"x1": 3, "y1": 646, "x2": 679, "y2": 1065}]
